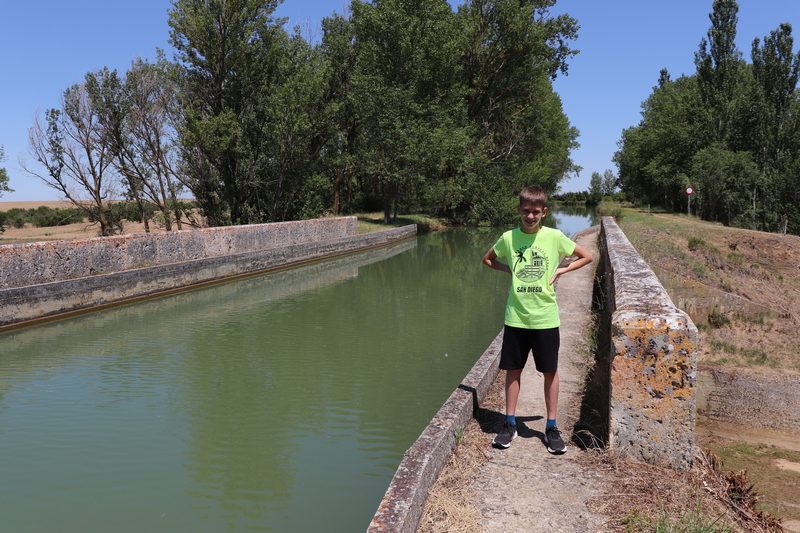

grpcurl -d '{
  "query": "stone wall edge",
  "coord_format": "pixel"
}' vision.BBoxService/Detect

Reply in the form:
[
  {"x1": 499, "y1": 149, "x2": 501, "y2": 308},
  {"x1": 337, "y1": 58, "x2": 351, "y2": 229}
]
[{"x1": 367, "y1": 330, "x2": 504, "y2": 532}]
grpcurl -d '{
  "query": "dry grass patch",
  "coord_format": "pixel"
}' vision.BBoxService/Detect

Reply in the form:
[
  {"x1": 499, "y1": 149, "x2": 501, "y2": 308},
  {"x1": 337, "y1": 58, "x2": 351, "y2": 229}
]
[
  {"x1": 417, "y1": 374, "x2": 504, "y2": 532},
  {"x1": 580, "y1": 448, "x2": 783, "y2": 532}
]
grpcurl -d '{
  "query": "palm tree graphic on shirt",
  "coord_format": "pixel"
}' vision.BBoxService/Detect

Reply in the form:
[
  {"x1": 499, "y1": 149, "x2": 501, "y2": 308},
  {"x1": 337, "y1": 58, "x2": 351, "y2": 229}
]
[{"x1": 513, "y1": 246, "x2": 528, "y2": 272}]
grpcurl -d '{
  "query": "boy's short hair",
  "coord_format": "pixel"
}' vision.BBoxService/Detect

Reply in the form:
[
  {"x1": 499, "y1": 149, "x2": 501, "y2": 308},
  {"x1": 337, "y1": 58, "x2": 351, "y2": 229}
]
[{"x1": 519, "y1": 186, "x2": 548, "y2": 207}]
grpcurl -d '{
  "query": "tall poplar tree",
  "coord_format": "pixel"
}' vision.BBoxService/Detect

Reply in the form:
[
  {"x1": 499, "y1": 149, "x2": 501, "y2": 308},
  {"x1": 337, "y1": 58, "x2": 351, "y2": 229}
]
[
  {"x1": 351, "y1": 0, "x2": 468, "y2": 223},
  {"x1": 168, "y1": 0, "x2": 283, "y2": 225},
  {"x1": 0, "y1": 146, "x2": 11, "y2": 198},
  {"x1": 694, "y1": 0, "x2": 743, "y2": 143}
]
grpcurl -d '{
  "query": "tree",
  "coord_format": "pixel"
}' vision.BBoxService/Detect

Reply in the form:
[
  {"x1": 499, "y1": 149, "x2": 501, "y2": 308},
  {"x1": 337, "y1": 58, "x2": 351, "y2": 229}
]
[
  {"x1": 0, "y1": 145, "x2": 11, "y2": 198},
  {"x1": 456, "y1": 0, "x2": 580, "y2": 222},
  {"x1": 751, "y1": 23, "x2": 800, "y2": 172},
  {"x1": 318, "y1": 13, "x2": 358, "y2": 216},
  {"x1": 588, "y1": 171, "x2": 603, "y2": 205},
  {"x1": 88, "y1": 59, "x2": 187, "y2": 232},
  {"x1": 748, "y1": 23, "x2": 800, "y2": 232},
  {"x1": 351, "y1": 0, "x2": 468, "y2": 223},
  {"x1": 168, "y1": 0, "x2": 283, "y2": 225},
  {"x1": 691, "y1": 144, "x2": 760, "y2": 226},
  {"x1": 694, "y1": 0, "x2": 744, "y2": 143},
  {"x1": 601, "y1": 169, "x2": 617, "y2": 196},
  {"x1": 0, "y1": 146, "x2": 11, "y2": 232},
  {"x1": 616, "y1": 1, "x2": 800, "y2": 234},
  {"x1": 26, "y1": 80, "x2": 121, "y2": 236},
  {"x1": 615, "y1": 74, "x2": 706, "y2": 209}
]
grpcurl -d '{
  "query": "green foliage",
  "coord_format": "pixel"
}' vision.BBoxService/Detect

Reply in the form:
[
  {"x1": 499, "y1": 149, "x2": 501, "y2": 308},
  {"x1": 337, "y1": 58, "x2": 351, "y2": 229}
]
[
  {"x1": 687, "y1": 236, "x2": 706, "y2": 251},
  {"x1": 2, "y1": 208, "x2": 28, "y2": 229},
  {"x1": 109, "y1": 201, "x2": 155, "y2": 223},
  {"x1": 0, "y1": 146, "x2": 10, "y2": 233},
  {"x1": 597, "y1": 202, "x2": 624, "y2": 221},
  {"x1": 169, "y1": 0, "x2": 287, "y2": 225},
  {"x1": 707, "y1": 310, "x2": 731, "y2": 328},
  {"x1": 0, "y1": 206, "x2": 85, "y2": 230},
  {"x1": 165, "y1": 0, "x2": 579, "y2": 226},
  {"x1": 691, "y1": 144, "x2": 760, "y2": 226},
  {"x1": 23, "y1": 1, "x2": 578, "y2": 230},
  {"x1": 29, "y1": 206, "x2": 84, "y2": 227},
  {"x1": 296, "y1": 174, "x2": 333, "y2": 220},
  {"x1": 0, "y1": 145, "x2": 12, "y2": 199},
  {"x1": 615, "y1": 1, "x2": 800, "y2": 235},
  {"x1": 87, "y1": 206, "x2": 124, "y2": 234},
  {"x1": 588, "y1": 171, "x2": 603, "y2": 205}
]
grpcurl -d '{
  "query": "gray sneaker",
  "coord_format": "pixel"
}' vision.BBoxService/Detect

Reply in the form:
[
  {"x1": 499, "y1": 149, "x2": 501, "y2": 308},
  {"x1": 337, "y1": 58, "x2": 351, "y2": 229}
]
[
  {"x1": 544, "y1": 426, "x2": 567, "y2": 454},
  {"x1": 492, "y1": 422, "x2": 517, "y2": 449}
]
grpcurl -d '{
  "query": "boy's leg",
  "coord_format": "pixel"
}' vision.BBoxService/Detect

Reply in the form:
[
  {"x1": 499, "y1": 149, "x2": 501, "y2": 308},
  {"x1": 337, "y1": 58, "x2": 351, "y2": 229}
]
[
  {"x1": 494, "y1": 326, "x2": 528, "y2": 448},
  {"x1": 505, "y1": 368, "x2": 523, "y2": 416},
  {"x1": 492, "y1": 368, "x2": 522, "y2": 448},
  {"x1": 531, "y1": 328, "x2": 567, "y2": 454},
  {"x1": 543, "y1": 370, "x2": 559, "y2": 421},
  {"x1": 542, "y1": 370, "x2": 566, "y2": 454}
]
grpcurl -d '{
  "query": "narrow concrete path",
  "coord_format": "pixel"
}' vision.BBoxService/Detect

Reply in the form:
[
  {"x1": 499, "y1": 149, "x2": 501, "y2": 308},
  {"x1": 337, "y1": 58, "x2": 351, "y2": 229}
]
[{"x1": 471, "y1": 226, "x2": 608, "y2": 532}]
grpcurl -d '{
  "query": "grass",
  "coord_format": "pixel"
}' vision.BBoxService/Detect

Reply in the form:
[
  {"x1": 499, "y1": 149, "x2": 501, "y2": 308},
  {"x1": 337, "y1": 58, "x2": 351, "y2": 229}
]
[
  {"x1": 712, "y1": 443, "x2": 800, "y2": 523},
  {"x1": 618, "y1": 207, "x2": 799, "y2": 371},
  {"x1": 623, "y1": 507, "x2": 732, "y2": 532},
  {"x1": 597, "y1": 201, "x2": 625, "y2": 221},
  {"x1": 707, "y1": 311, "x2": 730, "y2": 329},
  {"x1": 708, "y1": 337, "x2": 776, "y2": 367},
  {"x1": 354, "y1": 212, "x2": 447, "y2": 234}
]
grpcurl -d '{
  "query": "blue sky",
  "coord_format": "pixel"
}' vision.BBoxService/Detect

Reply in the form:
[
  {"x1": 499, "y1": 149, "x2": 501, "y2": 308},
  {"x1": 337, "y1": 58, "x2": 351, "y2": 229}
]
[{"x1": 1, "y1": 0, "x2": 798, "y2": 201}]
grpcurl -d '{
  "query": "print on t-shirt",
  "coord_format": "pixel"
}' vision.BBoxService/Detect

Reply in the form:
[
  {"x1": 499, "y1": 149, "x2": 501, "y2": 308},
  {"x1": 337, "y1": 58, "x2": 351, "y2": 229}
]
[{"x1": 513, "y1": 244, "x2": 549, "y2": 283}]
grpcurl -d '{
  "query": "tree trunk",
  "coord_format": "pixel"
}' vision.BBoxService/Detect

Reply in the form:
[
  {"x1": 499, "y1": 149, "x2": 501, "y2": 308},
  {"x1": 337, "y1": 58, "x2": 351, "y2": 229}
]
[
  {"x1": 383, "y1": 183, "x2": 391, "y2": 224},
  {"x1": 138, "y1": 197, "x2": 151, "y2": 233},
  {"x1": 333, "y1": 168, "x2": 341, "y2": 216}
]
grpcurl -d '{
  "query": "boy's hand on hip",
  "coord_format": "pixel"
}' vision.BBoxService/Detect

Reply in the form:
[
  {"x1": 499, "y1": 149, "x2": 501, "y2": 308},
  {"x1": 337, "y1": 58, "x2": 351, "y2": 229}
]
[{"x1": 549, "y1": 268, "x2": 568, "y2": 285}]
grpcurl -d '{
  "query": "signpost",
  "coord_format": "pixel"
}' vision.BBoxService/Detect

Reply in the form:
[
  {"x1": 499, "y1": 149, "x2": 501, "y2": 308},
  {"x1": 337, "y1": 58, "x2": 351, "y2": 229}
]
[{"x1": 686, "y1": 186, "x2": 694, "y2": 216}]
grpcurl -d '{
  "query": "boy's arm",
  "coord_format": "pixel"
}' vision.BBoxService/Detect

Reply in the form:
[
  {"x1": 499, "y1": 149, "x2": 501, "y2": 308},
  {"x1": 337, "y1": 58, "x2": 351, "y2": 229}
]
[
  {"x1": 549, "y1": 243, "x2": 593, "y2": 285},
  {"x1": 482, "y1": 247, "x2": 511, "y2": 274}
]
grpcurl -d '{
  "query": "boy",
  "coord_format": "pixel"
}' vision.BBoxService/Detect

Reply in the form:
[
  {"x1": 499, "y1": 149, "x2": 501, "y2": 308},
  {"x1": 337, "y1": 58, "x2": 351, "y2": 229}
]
[{"x1": 482, "y1": 186, "x2": 592, "y2": 454}]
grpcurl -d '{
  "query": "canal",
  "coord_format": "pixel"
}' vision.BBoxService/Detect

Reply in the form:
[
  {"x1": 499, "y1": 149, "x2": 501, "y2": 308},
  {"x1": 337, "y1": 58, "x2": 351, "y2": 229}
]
[{"x1": 0, "y1": 211, "x2": 592, "y2": 532}]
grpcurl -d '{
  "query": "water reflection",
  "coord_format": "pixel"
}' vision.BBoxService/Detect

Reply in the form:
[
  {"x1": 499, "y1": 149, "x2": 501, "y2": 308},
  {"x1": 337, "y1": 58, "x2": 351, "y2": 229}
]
[{"x1": 545, "y1": 206, "x2": 597, "y2": 237}]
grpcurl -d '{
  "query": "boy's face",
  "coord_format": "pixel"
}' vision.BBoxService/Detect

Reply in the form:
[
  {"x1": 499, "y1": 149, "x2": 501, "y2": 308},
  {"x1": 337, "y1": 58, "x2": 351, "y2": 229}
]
[{"x1": 518, "y1": 201, "x2": 547, "y2": 233}]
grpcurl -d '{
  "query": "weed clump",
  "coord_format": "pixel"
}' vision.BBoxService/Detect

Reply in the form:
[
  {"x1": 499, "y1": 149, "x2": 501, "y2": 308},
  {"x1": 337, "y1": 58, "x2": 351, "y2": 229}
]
[{"x1": 708, "y1": 310, "x2": 730, "y2": 328}]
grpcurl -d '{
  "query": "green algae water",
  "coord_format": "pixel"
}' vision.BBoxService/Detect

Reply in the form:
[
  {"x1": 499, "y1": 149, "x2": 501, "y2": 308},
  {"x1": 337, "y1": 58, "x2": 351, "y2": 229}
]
[{"x1": 0, "y1": 218, "x2": 590, "y2": 532}]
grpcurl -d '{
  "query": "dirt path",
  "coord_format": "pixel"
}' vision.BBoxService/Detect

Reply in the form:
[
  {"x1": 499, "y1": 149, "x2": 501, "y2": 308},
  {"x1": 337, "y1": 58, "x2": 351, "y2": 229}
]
[{"x1": 470, "y1": 227, "x2": 607, "y2": 532}]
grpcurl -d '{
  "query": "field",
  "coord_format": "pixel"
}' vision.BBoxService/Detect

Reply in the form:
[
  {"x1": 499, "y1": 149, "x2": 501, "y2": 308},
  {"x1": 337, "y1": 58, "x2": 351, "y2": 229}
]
[
  {"x1": 618, "y1": 208, "x2": 800, "y2": 528},
  {"x1": 0, "y1": 201, "x2": 183, "y2": 243}
]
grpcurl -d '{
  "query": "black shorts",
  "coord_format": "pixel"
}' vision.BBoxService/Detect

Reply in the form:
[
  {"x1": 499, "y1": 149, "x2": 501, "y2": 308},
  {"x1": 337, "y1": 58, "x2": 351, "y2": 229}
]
[{"x1": 500, "y1": 325, "x2": 560, "y2": 373}]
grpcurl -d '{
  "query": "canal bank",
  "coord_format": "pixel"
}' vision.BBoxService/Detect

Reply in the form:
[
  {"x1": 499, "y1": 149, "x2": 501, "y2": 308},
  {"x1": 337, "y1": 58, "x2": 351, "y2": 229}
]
[{"x1": 0, "y1": 217, "x2": 414, "y2": 330}]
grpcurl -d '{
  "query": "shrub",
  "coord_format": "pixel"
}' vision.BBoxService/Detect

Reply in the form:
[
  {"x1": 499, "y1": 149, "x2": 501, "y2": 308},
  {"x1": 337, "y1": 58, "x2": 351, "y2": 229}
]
[
  {"x1": 29, "y1": 206, "x2": 84, "y2": 227},
  {"x1": 114, "y1": 200, "x2": 158, "y2": 223},
  {"x1": 707, "y1": 310, "x2": 730, "y2": 328},
  {"x1": 688, "y1": 236, "x2": 705, "y2": 251},
  {"x1": 597, "y1": 201, "x2": 624, "y2": 221}
]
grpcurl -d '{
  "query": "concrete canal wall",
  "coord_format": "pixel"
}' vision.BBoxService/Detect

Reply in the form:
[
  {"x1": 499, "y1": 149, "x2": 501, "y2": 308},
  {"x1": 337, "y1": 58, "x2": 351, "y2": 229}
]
[
  {"x1": 599, "y1": 216, "x2": 698, "y2": 470},
  {"x1": 0, "y1": 217, "x2": 416, "y2": 328}
]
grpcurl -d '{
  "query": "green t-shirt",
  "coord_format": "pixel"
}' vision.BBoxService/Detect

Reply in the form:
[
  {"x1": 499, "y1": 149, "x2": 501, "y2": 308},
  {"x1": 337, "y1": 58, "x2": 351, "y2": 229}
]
[{"x1": 493, "y1": 226, "x2": 577, "y2": 329}]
